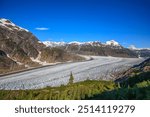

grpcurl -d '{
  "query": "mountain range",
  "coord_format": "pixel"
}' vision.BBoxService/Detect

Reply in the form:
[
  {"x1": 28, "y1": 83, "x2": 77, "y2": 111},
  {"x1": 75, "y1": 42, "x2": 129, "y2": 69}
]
[
  {"x1": 0, "y1": 18, "x2": 149, "y2": 74},
  {"x1": 43, "y1": 40, "x2": 138, "y2": 57},
  {"x1": 43, "y1": 41, "x2": 150, "y2": 58}
]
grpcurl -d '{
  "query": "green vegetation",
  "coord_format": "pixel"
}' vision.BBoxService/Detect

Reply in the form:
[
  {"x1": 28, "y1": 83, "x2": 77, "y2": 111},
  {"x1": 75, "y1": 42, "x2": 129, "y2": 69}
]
[
  {"x1": 68, "y1": 72, "x2": 74, "y2": 85},
  {"x1": 0, "y1": 80, "x2": 116, "y2": 100},
  {"x1": 89, "y1": 71, "x2": 150, "y2": 100}
]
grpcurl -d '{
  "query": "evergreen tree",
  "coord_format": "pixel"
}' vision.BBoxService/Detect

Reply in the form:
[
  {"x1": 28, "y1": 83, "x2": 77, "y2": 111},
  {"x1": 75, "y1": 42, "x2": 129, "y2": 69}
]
[{"x1": 68, "y1": 72, "x2": 74, "y2": 85}]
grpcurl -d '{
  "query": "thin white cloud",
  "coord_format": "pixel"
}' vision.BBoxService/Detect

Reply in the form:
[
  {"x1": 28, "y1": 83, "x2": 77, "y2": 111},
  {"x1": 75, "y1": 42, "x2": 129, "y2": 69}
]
[{"x1": 35, "y1": 27, "x2": 49, "y2": 30}]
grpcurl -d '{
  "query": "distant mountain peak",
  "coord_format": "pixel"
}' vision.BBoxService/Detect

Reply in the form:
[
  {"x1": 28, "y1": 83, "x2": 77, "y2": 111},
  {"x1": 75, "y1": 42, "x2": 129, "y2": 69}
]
[
  {"x1": 106, "y1": 40, "x2": 120, "y2": 46},
  {"x1": 43, "y1": 41, "x2": 66, "y2": 47},
  {"x1": 128, "y1": 45, "x2": 150, "y2": 50},
  {"x1": 68, "y1": 41, "x2": 83, "y2": 45},
  {"x1": 0, "y1": 18, "x2": 29, "y2": 32}
]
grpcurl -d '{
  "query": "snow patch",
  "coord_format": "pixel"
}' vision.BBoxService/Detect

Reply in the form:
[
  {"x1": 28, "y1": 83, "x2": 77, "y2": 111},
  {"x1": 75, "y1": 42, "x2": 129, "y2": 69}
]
[
  {"x1": 19, "y1": 27, "x2": 29, "y2": 32},
  {"x1": 30, "y1": 51, "x2": 64, "y2": 66},
  {"x1": 7, "y1": 54, "x2": 24, "y2": 65},
  {"x1": 106, "y1": 40, "x2": 120, "y2": 46},
  {"x1": 0, "y1": 22, "x2": 13, "y2": 30},
  {"x1": 38, "y1": 41, "x2": 42, "y2": 43},
  {"x1": 25, "y1": 64, "x2": 30, "y2": 68},
  {"x1": 43, "y1": 41, "x2": 66, "y2": 47},
  {"x1": 0, "y1": 18, "x2": 29, "y2": 32},
  {"x1": 0, "y1": 18, "x2": 16, "y2": 26},
  {"x1": 30, "y1": 51, "x2": 50, "y2": 65},
  {"x1": 68, "y1": 41, "x2": 83, "y2": 45},
  {"x1": 77, "y1": 54, "x2": 93, "y2": 60}
]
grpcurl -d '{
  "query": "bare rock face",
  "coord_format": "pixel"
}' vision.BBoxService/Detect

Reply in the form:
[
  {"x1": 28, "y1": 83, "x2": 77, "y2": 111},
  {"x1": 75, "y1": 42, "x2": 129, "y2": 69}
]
[
  {"x1": 0, "y1": 50, "x2": 18, "y2": 74},
  {"x1": 0, "y1": 18, "x2": 46, "y2": 61},
  {"x1": 0, "y1": 18, "x2": 48, "y2": 73},
  {"x1": 0, "y1": 50, "x2": 7, "y2": 57}
]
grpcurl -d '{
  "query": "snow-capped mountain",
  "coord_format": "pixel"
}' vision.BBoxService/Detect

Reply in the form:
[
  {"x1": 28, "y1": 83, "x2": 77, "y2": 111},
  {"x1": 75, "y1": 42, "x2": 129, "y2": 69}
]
[
  {"x1": 43, "y1": 41, "x2": 96, "y2": 47},
  {"x1": 42, "y1": 40, "x2": 137, "y2": 58},
  {"x1": 42, "y1": 40, "x2": 148, "y2": 58},
  {"x1": 106, "y1": 40, "x2": 120, "y2": 46},
  {"x1": 0, "y1": 18, "x2": 29, "y2": 32},
  {"x1": 43, "y1": 41, "x2": 66, "y2": 47},
  {"x1": 43, "y1": 40, "x2": 121, "y2": 47}
]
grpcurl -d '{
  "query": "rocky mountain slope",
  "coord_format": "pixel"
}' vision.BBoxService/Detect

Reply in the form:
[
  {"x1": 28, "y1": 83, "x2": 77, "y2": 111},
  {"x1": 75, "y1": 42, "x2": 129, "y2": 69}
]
[
  {"x1": 0, "y1": 50, "x2": 18, "y2": 73},
  {"x1": 0, "y1": 18, "x2": 44, "y2": 65},
  {"x1": 43, "y1": 40, "x2": 138, "y2": 58},
  {"x1": 0, "y1": 18, "x2": 83, "y2": 74}
]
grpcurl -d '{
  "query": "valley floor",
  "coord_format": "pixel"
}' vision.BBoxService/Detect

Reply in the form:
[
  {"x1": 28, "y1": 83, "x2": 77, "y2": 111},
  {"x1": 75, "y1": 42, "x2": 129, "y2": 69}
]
[{"x1": 0, "y1": 56, "x2": 144, "y2": 90}]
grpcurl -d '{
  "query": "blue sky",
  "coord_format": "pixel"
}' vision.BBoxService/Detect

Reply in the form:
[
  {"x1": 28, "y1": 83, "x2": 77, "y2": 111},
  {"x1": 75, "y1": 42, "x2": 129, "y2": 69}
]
[{"x1": 1, "y1": 0, "x2": 150, "y2": 48}]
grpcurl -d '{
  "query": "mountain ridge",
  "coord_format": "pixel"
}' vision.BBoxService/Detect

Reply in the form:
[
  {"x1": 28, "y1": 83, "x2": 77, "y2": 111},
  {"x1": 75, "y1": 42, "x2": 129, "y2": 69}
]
[
  {"x1": 43, "y1": 40, "x2": 122, "y2": 47},
  {"x1": 43, "y1": 40, "x2": 137, "y2": 58}
]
